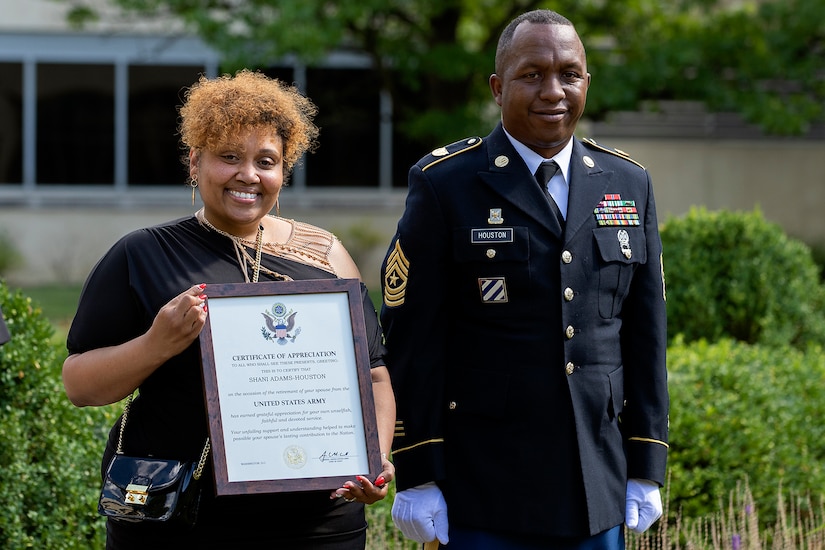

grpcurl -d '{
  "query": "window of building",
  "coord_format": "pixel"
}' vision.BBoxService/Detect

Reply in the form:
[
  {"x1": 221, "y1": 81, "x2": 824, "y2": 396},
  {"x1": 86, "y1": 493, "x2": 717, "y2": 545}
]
[
  {"x1": 37, "y1": 63, "x2": 115, "y2": 184},
  {"x1": 0, "y1": 63, "x2": 23, "y2": 184},
  {"x1": 128, "y1": 65, "x2": 206, "y2": 186},
  {"x1": 304, "y1": 68, "x2": 380, "y2": 187}
]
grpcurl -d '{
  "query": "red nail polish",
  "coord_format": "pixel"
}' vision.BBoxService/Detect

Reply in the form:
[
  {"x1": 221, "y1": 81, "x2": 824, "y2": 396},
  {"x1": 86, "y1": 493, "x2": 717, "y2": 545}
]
[
  {"x1": 199, "y1": 283, "x2": 206, "y2": 289},
  {"x1": 375, "y1": 476, "x2": 385, "y2": 487},
  {"x1": 199, "y1": 294, "x2": 207, "y2": 300}
]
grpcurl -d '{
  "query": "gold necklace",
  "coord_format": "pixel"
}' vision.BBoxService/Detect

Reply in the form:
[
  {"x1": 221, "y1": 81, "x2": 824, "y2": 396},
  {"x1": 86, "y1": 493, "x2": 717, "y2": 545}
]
[
  {"x1": 196, "y1": 209, "x2": 335, "y2": 276},
  {"x1": 196, "y1": 209, "x2": 291, "y2": 282}
]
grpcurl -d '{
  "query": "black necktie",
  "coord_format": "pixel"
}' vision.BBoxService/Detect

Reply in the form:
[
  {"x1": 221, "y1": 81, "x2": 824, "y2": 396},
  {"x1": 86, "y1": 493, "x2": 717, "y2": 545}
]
[{"x1": 534, "y1": 161, "x2": 564, "y2": 227}]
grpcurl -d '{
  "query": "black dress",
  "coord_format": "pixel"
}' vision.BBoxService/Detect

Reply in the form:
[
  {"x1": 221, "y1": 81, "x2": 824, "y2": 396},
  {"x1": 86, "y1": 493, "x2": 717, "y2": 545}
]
[{"x1": 67, "y1": 215, "x2": 387, "y2": 549}]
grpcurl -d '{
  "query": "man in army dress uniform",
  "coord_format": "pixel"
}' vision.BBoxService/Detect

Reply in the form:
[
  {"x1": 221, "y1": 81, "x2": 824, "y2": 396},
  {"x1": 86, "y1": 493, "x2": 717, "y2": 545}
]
[{"x1": 380, "y1": 9, "x2": 668, "y2": 550}]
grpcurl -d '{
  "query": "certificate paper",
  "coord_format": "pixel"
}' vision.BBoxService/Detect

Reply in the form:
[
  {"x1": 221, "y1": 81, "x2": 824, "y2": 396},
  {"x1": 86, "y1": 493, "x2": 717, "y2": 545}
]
[{"x1": 199, "y1": 278, "x2": 381, "y2": 495}]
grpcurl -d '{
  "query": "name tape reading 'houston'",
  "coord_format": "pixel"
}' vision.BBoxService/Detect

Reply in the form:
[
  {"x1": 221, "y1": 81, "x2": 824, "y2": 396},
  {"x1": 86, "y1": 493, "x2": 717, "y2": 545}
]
[{"x1": 471, "y1": 228, "x2": 514, "y2": 243}]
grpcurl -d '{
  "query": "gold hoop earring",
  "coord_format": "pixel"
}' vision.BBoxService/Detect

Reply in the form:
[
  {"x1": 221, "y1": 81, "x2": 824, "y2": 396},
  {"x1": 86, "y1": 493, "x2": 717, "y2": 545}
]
[{"x1": 189, "y1": 176, "x2": 198, "y2": 206}]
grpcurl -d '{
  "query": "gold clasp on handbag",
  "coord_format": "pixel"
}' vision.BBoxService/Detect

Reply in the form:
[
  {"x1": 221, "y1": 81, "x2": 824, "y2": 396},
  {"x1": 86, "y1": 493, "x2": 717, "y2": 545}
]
[{"x1": 125, "y1": 483, "x2": 149, "y2": 505}]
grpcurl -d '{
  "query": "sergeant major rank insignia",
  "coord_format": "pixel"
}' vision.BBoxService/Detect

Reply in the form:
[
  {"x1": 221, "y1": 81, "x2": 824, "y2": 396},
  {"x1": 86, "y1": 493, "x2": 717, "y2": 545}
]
[{"x1": 383, "y1": 239, "x2": 409, "y2": 307}]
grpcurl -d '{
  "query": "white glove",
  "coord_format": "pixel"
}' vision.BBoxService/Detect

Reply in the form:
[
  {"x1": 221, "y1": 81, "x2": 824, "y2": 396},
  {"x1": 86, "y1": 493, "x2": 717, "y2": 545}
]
[
  {"x1": 391, "y1": 481, "x2": 449, "y2": 544},
  {"x1": 625, "y1": 478, "x2": 663, "y2": 533}
]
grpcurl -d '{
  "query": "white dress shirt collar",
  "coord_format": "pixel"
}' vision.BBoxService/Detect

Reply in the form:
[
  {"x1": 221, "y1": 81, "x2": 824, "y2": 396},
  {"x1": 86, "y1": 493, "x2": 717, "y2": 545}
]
[{"x1": 501, "y1": 127, "x2": 574, "y2": 183}]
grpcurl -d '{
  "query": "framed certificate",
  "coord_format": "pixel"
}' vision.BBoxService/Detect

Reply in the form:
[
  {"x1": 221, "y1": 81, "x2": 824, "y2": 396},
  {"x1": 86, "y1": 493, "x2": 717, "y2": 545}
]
[{"x1": 199, "y1": 278, "x2": 382, "y2": 496}]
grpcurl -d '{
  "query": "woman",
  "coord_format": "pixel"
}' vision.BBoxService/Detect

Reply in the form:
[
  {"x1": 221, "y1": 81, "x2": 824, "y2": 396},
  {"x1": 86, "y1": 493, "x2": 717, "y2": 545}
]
[{"x1": 62, "y1": 70, "x2": 396, "y2": 548}]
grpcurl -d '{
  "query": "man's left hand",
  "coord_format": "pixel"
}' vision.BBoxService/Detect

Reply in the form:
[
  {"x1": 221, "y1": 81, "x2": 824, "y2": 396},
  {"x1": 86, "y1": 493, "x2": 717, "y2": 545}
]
[{"x1": 625, "y1": 478, "x2": 662, "y2": 533}]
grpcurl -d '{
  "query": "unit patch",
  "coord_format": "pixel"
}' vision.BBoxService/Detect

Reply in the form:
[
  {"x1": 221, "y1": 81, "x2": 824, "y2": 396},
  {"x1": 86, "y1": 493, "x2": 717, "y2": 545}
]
[
  {"x1": 479, "y1": 277, "x2": 508, "y2": 303},
  {"x1": 488, "y1": 208, "x2": 504, "y2": 225},
  {"x1": 471, "y1": 228, "x2": 513, "y2": 243},
  {"x1": 383, "y1": 240, "x2": 410, "y2": 307},
  {"x1": 594, "y1": 194, "x2": 640, "y2": 226}
]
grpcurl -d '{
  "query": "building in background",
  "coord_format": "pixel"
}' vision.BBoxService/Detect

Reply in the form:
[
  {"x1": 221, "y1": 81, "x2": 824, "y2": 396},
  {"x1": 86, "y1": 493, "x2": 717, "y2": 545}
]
[
  {"x1": 0, "y1": 0, "x2": 405, "y2": 288},
  {"x1": 0, "y1": 0, "x2": 405, "y2": 201}
]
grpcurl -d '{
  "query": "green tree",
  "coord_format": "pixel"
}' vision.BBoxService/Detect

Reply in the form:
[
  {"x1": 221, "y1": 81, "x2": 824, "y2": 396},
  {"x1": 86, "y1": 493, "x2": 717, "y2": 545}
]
[
  {"x1": 584, "y1": 0, "x2": 825, "y2": 135},
  {"x1": 58, "y1": 0, "x2": 825, "y2": 141}
]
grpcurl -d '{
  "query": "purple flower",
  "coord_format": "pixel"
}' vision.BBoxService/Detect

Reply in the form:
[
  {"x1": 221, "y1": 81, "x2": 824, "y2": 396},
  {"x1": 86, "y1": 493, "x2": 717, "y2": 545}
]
[{"x1": 732, "y1": 534, "x2": 741, "y2": 550}]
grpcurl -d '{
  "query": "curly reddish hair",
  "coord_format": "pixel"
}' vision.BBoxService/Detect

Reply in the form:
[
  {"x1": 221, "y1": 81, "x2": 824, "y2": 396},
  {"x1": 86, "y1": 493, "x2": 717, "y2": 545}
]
[{"x1": 179, "y1": 69, "x2": 319, "y2": 175}]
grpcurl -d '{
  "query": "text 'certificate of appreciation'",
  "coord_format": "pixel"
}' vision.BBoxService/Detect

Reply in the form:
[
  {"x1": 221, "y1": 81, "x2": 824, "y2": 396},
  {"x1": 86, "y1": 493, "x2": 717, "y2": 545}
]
[{"x1": 200, "y1": 278, "x2": 381, "y2": 496}]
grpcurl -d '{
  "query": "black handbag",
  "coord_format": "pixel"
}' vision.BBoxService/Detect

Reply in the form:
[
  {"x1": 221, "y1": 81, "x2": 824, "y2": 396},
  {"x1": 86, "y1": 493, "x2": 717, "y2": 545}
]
[{"x1": 98, "y1": 394, "x2": 210, "y2": 525}]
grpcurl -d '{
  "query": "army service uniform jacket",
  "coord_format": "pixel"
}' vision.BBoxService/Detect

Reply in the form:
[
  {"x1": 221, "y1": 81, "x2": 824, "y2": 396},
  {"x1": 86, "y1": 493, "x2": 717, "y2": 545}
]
[{"x1": 380, "y1": 123, "x2": 669, "y2": 539}]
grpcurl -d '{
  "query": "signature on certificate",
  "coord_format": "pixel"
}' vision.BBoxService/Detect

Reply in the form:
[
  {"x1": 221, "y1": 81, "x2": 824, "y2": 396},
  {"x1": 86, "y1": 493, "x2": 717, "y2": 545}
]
[{"x1": 318, "y1": 450, "x2": 352, "y2": 463}]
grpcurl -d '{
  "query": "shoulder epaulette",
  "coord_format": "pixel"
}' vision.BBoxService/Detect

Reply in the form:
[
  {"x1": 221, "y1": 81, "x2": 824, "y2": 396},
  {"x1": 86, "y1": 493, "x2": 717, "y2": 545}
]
[
  {"x1": 421, "y1": 136, "x2": 483, "y2": 171},
  {"x1": 581, "y1": 137, "x2": 645, "y2": 170}
]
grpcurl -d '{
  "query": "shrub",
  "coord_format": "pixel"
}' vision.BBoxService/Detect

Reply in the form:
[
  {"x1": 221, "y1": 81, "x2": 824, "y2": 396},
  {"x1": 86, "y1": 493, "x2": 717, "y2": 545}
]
[
  {"x1": 666, "y1": 336, "x2": 825, "y2": 528},
  {"x1": 0, "y1": 281, "x2": 118, "y2": 548},
  {"x1": 660, "y1": 207, "x2": 825, "y2": 349}
]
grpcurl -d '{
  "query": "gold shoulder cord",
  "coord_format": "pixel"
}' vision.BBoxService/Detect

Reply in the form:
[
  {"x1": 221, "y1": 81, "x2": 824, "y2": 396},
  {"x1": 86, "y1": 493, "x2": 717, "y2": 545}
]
[{"x1": 581, "y1": 138, "x2": 646, "y2": 170}]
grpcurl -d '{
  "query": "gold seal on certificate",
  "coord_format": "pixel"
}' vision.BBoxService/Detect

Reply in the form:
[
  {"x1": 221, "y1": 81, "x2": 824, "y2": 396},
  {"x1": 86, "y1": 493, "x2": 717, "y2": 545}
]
[
  {"x1": 199, "y1": 278, "x2": 382, "y2": 496},
  {"x1": 284, "y1": 445, "x2": 307, "y2": 469}
]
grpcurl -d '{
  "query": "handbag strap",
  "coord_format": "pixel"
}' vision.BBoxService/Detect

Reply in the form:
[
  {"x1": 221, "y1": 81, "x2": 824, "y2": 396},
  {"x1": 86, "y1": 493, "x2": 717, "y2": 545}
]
[{"x1": 115, "y1": 393, "x2": 211, "y2": 480}]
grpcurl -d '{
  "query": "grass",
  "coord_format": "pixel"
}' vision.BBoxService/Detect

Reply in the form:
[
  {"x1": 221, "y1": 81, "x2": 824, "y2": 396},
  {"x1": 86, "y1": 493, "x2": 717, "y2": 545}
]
[{"x1": 627, "y1": 478, "x2": 825, "y2": 550}]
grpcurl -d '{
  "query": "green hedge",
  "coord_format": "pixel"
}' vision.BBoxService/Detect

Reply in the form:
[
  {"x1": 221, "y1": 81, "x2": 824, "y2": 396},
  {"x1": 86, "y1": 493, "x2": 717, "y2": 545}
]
[
  {"x1": 0, "y1": 281, "x2": 116, "y2": 548},
  {"x1": 660, "y1": 207, "x2": 825, "y2": 348},
  {"x1": 667, "y1": 337, "x2": 825, "y2": 527}
]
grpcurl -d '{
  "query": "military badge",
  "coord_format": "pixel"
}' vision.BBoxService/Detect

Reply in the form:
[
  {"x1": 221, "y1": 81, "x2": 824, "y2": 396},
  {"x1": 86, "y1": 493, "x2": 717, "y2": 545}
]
[
  {"x1": 617, "y1": 229, "x2": 632, "y2": 259},
  {"x1": 488, "y1": 208, "x2": 504, "y2": 224},
  {"x1": 594, "y1": 193, "x2": 640, "y2": 226},
  {"x1": 478, "y1": 277, "x2": 508, "y2": 303},
  {"x1": 383, "y1": 239, "x2": 410, "y2": 307}
]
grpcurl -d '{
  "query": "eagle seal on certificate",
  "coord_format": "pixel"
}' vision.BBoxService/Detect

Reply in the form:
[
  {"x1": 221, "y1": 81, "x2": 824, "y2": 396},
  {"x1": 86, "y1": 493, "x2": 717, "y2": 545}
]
[{"x1": 261, "y1": 302, "x2": 302, "y2": 344}]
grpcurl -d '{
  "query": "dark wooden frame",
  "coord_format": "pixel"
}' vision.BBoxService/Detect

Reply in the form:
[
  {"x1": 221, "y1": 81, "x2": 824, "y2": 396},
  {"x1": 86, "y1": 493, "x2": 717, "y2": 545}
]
[{"x1": 199, "y1": 278, "x2": 381, "y2": 496}]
